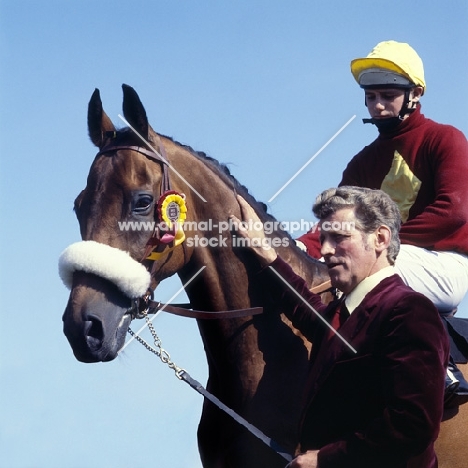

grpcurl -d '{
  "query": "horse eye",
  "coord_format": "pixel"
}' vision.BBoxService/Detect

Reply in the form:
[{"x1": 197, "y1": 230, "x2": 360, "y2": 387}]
[{"x1": 133, "y1": 194, "x2": 154, "y2": 213}]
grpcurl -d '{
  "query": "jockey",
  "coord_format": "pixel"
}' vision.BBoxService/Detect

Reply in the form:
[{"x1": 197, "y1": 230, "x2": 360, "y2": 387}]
[
  {"x1": 297, "y1": 40, "x2": 468, "y2": 400},
  {"x1": 299, "y1": 40, "x2": 468, "y2": 314}
]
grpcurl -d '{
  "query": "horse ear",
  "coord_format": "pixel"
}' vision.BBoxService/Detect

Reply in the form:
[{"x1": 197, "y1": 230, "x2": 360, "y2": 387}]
[
  {"x1": 88, "y1": 88, "x2": 116, "y2": 148},
  {"x1": 122, "y1": 84, "x2": 149, "y2": 140}
]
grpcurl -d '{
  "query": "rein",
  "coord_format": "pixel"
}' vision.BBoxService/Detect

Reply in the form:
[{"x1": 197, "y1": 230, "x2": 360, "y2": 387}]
[{"x1": 128, "y1": 291, "x2": 263, "y2": 320}]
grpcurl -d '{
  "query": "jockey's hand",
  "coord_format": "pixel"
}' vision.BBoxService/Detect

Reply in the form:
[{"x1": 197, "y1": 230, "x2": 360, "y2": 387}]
[
  {"x1": 229, "y1": 195, "x2": 278, "y2": 266},
  {"x1": 285, "y1": 450, "x2": 319, "y2": 468}
]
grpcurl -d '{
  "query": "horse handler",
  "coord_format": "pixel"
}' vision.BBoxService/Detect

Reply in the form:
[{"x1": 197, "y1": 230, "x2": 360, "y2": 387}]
[{"x1": 231, "y1": 186, "x2": 449, "y2": 468}]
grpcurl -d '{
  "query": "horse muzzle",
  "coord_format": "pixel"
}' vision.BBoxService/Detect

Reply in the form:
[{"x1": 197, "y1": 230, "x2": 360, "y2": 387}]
[
  {"x1": 59, "y1": 241, "x2": 151, "y2": 363},
  {"x1": 61, "y1": 270, "x2": 133, "y2": 362}
]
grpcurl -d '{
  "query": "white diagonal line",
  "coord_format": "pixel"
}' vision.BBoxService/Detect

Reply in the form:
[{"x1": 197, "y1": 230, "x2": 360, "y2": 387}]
[
  {"x1": 268, "y1": 115, "x2": 356, "y2": 203},
  {"x1": 268, "y1": 265, "x2": 357, "y2": 353},
  {"x1": 121, "y1": 266, "x2": 206, "y2": 351},
  {"x1": 117, "y1": 114, "x2": 207, "y2": 202}
]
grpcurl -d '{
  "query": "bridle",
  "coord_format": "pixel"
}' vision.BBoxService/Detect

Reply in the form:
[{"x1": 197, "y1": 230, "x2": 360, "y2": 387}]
[
  {"x1": 95, "y1": 139, "x2": 333, "y2": 319},
  {"x1": 95, "y1": 139, "x2": 263, "y2": 320}
]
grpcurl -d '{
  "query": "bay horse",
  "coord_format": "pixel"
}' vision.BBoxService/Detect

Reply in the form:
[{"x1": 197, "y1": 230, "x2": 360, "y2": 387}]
[{"x1": 61, "y1": 84, "x2": 468, "y2": 467}]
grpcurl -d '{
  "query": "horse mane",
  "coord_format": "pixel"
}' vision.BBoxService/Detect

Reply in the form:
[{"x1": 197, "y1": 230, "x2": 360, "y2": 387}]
[{"x1": 163, "y1": 135, "x2": 271, "y2": 217}]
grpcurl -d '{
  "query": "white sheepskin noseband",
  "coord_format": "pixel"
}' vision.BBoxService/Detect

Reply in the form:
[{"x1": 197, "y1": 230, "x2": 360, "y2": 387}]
[{"x1": 58, "y1": 241, "x2": 151, "y2": 298}]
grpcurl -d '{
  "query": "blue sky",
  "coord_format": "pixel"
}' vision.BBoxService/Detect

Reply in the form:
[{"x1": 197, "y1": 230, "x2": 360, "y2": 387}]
[{"x1": 1, "y1": 1, "x2": 467, "y2": 467}]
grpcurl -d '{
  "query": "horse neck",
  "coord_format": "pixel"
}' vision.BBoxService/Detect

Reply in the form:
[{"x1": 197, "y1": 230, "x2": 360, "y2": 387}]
[
  {"x1": 165, "y1": 139, "x2": 329, "y2": 312},
  {"x1": 171, "y1": 152, "x2": 253, "y2": 311}
]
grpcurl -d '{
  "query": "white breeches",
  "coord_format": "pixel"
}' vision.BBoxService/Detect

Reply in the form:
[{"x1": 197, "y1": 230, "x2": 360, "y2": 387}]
[{"x1": 394, "y1": 244, "x2": 468, "y2": 314}]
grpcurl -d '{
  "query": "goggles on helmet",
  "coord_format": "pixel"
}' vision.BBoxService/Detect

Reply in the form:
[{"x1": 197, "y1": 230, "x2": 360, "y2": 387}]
[{"x1": 358, "y1": 68, "x2": 414, "y2": 89}]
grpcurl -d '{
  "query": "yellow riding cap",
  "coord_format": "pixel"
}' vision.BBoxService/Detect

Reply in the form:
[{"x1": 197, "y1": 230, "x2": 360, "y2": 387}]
[{"x1": 351, "y1": 41, "x2": 426, "y2": 92}]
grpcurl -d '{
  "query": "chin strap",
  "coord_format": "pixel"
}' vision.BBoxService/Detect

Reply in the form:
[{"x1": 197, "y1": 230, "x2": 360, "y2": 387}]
[
  {"x1": 363, "y1": 90, "x2": 417, "y2": 131},
  {"x1": 362, "y1": 116, "x2": 403, "y2": 131}
]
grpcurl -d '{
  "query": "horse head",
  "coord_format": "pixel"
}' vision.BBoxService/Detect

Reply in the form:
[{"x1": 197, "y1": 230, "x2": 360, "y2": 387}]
[{"x1": 61, "y1": 85, "x2": 192, "y2": 362}]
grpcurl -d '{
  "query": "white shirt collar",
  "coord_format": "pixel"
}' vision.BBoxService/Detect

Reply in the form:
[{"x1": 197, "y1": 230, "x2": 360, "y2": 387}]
[{"x1": 345, "y1": 266, "x2": 395, "y2": 314}]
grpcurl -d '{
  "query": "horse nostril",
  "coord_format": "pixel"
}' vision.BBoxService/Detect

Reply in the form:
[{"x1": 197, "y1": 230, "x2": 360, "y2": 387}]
[
  {"x1": 84, "y1": 316, "x2": 104, "y2": 350},
  {"x1": 88, "y1": 318, "x2": 103, "y2": 339}
]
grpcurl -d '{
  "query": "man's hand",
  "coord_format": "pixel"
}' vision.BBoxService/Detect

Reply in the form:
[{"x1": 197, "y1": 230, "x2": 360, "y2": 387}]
[
  {"x1": 229, "y1": 195, "x2": 278, "y2": 266},
  {"x1": 285, "y1": 450, "x2": 319, "y2": 468}
]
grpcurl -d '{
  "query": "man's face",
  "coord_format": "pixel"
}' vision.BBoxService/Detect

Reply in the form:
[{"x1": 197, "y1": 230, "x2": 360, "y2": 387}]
[
  {"x1": 364, "y1": 88, "x2": 406, "y2": 120},
  {"x1": 319, "y1": 207, "x2": 377, "y2": 294}
]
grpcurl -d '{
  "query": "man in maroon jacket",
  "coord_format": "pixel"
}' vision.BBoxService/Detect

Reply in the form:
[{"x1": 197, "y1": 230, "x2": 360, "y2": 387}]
[
  {"x1": 298, "y1": 41, "x2": 468, "y2": 316},
  {"x1": 231, "y1": 186, "x2": 449, "y2": 468}
]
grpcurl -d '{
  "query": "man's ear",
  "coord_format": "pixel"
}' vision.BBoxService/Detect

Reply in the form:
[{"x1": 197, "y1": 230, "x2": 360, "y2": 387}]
[
  {"x1": 374, "y1": 225, "x2": 392, "y2": 253},
  {"x1": 410, "y1": 86, "x2": 424, "y2": 104}
]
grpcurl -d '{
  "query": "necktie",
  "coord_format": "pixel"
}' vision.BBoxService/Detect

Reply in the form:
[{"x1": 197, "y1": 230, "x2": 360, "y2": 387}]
[{"x1": 327, "y1": 298, "x2": 349, "y2": 341}]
